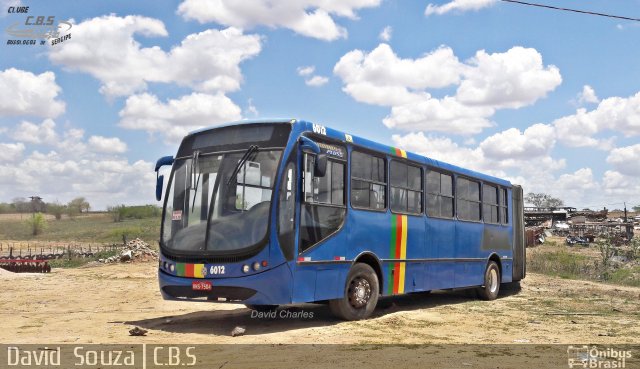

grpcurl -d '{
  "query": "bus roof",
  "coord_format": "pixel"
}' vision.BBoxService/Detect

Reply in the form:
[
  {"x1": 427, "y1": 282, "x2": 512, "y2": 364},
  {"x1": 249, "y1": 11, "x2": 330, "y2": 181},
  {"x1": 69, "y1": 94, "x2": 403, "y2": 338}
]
[{"x1": 190, "y1": 118, "x2": 512, "y2": 188}]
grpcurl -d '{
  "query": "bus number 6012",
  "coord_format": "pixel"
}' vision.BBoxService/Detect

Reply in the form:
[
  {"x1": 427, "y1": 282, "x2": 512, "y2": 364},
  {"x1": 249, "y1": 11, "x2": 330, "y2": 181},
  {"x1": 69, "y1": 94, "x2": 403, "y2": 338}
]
[{"x1": 210, "y1": 266, "x2": 225, "y2": 275}]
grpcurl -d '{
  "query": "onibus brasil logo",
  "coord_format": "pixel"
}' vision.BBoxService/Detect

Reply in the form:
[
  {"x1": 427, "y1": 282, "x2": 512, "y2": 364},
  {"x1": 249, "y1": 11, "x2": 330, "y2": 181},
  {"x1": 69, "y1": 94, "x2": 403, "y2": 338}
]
[
  {"x1": 5, "y1": 5, "x2": 72, "y2": 46},
  {"x1": 567, "y1": 345, "x2": 633, "y2": 368}
]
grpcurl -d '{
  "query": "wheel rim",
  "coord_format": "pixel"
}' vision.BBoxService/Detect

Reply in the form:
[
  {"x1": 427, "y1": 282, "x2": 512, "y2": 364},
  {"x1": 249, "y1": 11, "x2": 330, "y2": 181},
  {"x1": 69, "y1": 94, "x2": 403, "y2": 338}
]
[
  {"x1": 489, "y1": 268, "x2": 498, "y2": 293},
  {"x1": 348, "y1": 277, "x2": 371, "y2": 309}
]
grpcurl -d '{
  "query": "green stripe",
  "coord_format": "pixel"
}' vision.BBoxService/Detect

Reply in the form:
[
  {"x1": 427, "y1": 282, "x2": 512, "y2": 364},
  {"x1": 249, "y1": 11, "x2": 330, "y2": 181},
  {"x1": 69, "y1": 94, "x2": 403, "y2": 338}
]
[
  {"x1": 388, "y1": 214, "x2": 397, "y2": 295},
  {"x1": 176, "y1": 263, "x2": 185, "y2": 276}
]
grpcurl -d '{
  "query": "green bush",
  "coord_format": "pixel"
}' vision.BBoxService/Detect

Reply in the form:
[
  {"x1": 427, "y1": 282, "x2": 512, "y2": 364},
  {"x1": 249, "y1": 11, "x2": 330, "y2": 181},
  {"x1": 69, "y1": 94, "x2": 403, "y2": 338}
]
[
  {"x1": 25, "y1": 213, "x2": 48, "y2": 236},
  {"x1": 108, "y1": 205, "x2": 161, "y2": 221}
]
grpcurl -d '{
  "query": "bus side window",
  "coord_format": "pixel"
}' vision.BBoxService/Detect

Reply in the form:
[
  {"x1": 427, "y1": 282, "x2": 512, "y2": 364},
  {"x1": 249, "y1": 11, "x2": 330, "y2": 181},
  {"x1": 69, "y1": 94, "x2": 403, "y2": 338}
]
[
  {"x1": 483, "y1": 183, "x2": 499, "y2": 224},
  {"x1": 457, "y1": 177, "x2": 481, "y2": 221},
  {"x1": 351, "y1": 151, "x2": 386, "y2": 210},
  {"x1": 426, "y1": 170, "x2": 454, "y2": 218},
  {"x1": 500, "y1": 188, "x2": 509, "y2": 224},
  {"x1": 390, "y1": 161, "x2": 423, "y2": 214}
]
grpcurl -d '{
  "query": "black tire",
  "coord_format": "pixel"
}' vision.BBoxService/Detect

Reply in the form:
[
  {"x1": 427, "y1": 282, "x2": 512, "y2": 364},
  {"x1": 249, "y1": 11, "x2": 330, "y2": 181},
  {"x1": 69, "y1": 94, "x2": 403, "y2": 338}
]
[
  {"x1": 245, "y1": 304, "x2": 278, "y2": 312},
  {"x1": 329, "y1": 263, "x2": 379, "y2": 320},
  {"x1": 477, "y1": 261, "x2": 500, "y2": 300}
]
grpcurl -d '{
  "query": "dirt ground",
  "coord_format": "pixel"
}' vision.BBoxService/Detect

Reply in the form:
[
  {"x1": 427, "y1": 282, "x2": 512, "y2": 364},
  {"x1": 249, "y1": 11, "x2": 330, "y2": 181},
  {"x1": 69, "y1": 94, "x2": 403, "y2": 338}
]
[{"x1": 2, "y1": 261, "x2": 639, "y2": 345}]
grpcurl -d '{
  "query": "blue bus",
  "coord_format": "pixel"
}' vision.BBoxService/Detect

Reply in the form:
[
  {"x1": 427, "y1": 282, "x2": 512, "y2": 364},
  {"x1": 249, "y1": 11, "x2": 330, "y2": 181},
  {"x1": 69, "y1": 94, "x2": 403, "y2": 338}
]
[{"x1": 155, "y1": 119, "x2": 526, "y2": 320}]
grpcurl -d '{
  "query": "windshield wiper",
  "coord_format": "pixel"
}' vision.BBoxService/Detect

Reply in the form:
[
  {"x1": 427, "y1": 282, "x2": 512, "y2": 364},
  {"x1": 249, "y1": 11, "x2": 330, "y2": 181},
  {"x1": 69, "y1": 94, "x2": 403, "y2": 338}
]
[
  {"x1": 190, "y1": 151, "x2": 201, "y2": 213},
  {"x1": 226, "y1": 145, "x2": 259, "y2": 186}
]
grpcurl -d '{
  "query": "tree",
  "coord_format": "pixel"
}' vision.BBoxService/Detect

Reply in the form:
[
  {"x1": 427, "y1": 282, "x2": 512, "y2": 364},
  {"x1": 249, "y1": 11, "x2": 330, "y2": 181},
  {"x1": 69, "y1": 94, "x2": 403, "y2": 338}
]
[
  {"x1": 26, "y1": 212, "x2": 47, "y2": 236},
  {"x1": 12, "y1": 197, "x2": 30, "y2": 213},
  {"x1": 633, "y1": 205, "x2": 640, "y2": 213},
  {"x1": 107, "y1": 204, "x2": 126, "y2": 222},
  {"x1": 68, "y1": 197, "x2": 90, "y2": 214},
  {"x1": 47, "y1": 202, "x2": 66, "y2": 220},
  {"x1": 525, "y1": 192, "x2": 564, "y2": 208}
]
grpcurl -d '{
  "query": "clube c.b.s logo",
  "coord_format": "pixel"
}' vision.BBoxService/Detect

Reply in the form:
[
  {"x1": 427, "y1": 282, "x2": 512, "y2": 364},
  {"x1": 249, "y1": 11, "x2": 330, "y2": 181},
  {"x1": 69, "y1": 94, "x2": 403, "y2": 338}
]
[{"x1": 5, "y1": 5, "x2": 72, "y2": 46}]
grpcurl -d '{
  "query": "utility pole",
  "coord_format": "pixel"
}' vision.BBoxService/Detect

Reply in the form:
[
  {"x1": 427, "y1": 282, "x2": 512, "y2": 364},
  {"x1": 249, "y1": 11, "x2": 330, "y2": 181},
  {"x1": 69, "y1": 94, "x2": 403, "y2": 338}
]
[{"x1": 623, "y1": 202, "x2": 627, "y2": 223}]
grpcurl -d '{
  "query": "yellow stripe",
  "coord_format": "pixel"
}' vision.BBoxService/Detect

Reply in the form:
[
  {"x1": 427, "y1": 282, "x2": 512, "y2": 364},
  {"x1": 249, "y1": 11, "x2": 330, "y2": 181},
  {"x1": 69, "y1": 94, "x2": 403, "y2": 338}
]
[
  {"x1": 194, "y1": 264, "x2": 204, "y2": 278},
  {"x1": 400, "y1": 149, "x2": 407, "y2": 158},
  {"x1": 398, "y1": 215, "x2": 408, "y2": 293}
]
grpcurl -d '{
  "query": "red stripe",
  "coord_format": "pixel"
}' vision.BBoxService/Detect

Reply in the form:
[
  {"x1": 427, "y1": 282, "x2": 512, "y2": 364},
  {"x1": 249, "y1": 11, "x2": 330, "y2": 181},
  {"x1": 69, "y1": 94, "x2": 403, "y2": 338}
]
[
  {"x1": 395, "y1": 148, "x2": 402, "y2": 156},
  {"x1": 393, "y1": 215, "x2": 403, "y2": 293},
  {"x1": 395, "y1": 215, "x2": 403, "y2": 259},
  {"x1": 185, "y1": 263, "x2": 194, "y2": 277},
  {"x1": 393, "y1": 262, "x2": 400, "y2": 293}
]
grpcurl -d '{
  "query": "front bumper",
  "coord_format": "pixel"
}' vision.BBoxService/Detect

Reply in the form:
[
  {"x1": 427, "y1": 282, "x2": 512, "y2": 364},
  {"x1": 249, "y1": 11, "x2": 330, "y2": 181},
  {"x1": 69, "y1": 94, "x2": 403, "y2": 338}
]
[{"x1": 158, "y1": 261, "x2": 292, "y2": 305}]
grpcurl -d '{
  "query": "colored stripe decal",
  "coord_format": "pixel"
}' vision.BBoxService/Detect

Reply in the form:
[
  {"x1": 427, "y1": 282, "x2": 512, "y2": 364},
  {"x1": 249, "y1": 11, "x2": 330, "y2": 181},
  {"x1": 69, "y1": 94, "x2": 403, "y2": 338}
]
[
  {"x1": 390, "y1": 147, "x2": 408, "y2": 158},
  {"x1": 388, "y1": 214, "x2": 408, "y2": 295},
  {"x1": 175, "y1": 263, "x2": 204, "y2": 278},
  {"x1": 388, "y1": 215, "x2": 397, "y2": 295},
  {"x1": 194, "y1": 264, "x2": 204, "y2": 278},
  {"x1": 399, "y1": 215, "x2": 407, "y2": 294}
]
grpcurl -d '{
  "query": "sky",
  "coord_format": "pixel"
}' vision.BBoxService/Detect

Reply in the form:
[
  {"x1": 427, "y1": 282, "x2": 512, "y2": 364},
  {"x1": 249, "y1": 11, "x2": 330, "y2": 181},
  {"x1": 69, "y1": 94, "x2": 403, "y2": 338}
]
[{"x1": 0, "y1": 0, "x2": 639, "y2": 210}]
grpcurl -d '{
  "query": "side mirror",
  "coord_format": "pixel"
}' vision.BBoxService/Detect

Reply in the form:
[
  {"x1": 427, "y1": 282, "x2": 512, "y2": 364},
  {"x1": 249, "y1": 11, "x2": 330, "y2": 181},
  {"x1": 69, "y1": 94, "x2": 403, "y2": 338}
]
[
  {"x1": 314, "y1": 153, "x2": 327, "y2": 177},
  {"x1": 155, "y1": 155, "x2": 174, "y2": 172},
  {"x1": 155, "y1": 155, "x2": 174, "y2": 202},
  {"x1": 156, "y1": 175, "x2": 164, "y2": 201}
]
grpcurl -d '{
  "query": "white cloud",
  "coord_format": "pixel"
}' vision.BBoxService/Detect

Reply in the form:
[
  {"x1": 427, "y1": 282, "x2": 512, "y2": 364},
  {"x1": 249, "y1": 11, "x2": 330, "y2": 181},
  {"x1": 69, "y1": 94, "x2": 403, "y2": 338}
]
[
  {"x1": 0, "y1": 122, "x2": 152, "y2": 209},
  {"x1": 0, "y1": 68, "x2": 65, "y2": 118},
  {"x1": 48, "y1": 15, "x2": 262, "y2": 98},
  {"x1": 553, "y1": 91, "x2": 640, "y2": 148},
  {"x1": 456, "y1": 47, "x2": 562, "y2": 109},
  {"x1": 577, "y1": 85, "x2": 599, "y2": 104},
  {"x1": 383, "y1": 96, "x2": 495, "y2": 134},
  {"x1": 298, "y1": 65, "x2": 329, "y2": 87},
  {"x1": 245, "y1": 98, "x2": 259, "y2": 117},
  {"x1": 88, "y1": 136, "x2": 128, "y2": 154},
  {"x1": 606, "y1": 144, "x2": 640, "y2": 177},
  {"x1": 305, "y1": 75, "x2": 329, "y2": 87},
  {"x1": 118, "y1": 92, "x2": 242, "y2": 144},
  {"x1": 297, "y1": 66, "x2": 315, "y2": 76},
  {"x1": 176, "y1": 0, "x2": 381, "y2": 41},
  {"x1": 335, "y1": 44, "x2": 560, "y2": 134},
  {"x1": 479, "y1": 123, "x2": 555, "y2": 160},
  {"x1": 11, "y1": 119, "x2": 59, "y2": 144},
  {"x1": 425, "y1": 0, "x2": 496, "y2": 16},
  {"x1": 0, "y1": 142, "x2": 25, "y2": 162},
  {"x1": 379, "y1": 26, "x2": 392, "y2": 41}
]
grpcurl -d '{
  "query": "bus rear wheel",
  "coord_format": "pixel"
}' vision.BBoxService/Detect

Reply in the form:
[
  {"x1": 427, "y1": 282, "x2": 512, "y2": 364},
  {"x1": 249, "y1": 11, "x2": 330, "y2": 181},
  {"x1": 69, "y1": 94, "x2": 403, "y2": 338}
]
[
  {"x1": 477, "y1": 261, "x2": 500, "y2": 300},
  {"x1": 329, "y1": 263, "x2": 379, "y2": 321}
]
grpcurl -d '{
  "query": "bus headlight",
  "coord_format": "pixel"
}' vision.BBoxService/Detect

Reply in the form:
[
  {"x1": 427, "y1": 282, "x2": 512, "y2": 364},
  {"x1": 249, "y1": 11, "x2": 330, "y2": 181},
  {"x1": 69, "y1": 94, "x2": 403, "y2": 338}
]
[
  {"x1": 242, "y1": 264, "x2": 250, "y2": 273},
  {"x1": 169, "y1": 264, "x2": 175, "y2": 272},
  {"x1": 252, "y1": 262, "x2": 260, "y2": 271}
]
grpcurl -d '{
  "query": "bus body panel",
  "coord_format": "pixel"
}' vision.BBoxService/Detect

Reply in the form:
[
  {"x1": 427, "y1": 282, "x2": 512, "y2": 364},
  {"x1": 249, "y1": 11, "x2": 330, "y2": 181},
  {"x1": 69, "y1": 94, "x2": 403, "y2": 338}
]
[{"x1": 425, "y1": 217, "x2": 455, "y2": 291}]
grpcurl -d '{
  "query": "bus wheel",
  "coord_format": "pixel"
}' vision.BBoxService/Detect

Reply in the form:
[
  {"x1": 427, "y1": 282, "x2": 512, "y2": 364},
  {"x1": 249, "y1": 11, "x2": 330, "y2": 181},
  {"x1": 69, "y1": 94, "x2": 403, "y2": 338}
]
[
  {"x1": 477, "y1": 261, "x2": 500, "y2": 300},
  {"x1": 245, "y1": 304, "x2": 278, "y2": 312},
  {"x1": 329, "y1": 263, "x2": 379, "y2": 320}
]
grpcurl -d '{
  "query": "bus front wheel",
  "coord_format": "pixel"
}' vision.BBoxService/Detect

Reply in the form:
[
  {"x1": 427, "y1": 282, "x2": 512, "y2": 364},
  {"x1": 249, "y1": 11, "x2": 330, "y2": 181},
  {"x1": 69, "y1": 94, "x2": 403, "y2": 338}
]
[
  {"x1": 329, "y1": 263, "x2": 379, "y2": 320},
  {"x1": 477, "y1": 261, "x2": 500, "y2": 300}
]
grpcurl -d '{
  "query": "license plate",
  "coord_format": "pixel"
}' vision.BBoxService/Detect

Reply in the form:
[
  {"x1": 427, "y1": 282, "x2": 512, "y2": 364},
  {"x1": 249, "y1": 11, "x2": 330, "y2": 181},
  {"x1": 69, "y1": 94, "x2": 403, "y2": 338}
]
[{"x1": 192, "y1": 281, "x2": 212, "y2": 291}]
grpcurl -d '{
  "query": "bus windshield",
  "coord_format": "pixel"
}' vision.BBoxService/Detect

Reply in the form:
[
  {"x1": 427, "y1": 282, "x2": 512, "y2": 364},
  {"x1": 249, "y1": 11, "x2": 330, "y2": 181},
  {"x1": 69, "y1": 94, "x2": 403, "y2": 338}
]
[{"x1": 162, "y1": 149, "x2": 282, "y2": 254}]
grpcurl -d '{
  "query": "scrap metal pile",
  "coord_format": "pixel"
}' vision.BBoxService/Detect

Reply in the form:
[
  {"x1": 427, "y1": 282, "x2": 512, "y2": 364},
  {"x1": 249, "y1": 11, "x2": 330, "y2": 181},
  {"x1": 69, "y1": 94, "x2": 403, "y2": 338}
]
[
  {"x1": 524, "y1": 206, "x2": 635, "y2": 247},
  {"x1": 99, "y1": 238, "x2": 158, "y2": 264}
]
